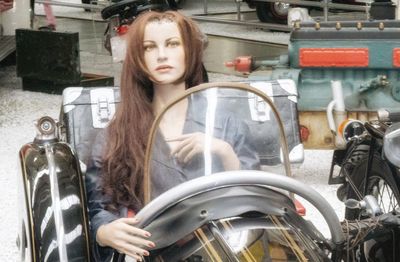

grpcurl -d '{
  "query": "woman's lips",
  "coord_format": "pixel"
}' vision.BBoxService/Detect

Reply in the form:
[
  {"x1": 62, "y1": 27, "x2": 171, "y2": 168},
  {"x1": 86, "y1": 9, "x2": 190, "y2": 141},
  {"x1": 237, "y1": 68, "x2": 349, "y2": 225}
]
[{"x1": 156, "y1": 65, "x2": 173, "y2": 72}]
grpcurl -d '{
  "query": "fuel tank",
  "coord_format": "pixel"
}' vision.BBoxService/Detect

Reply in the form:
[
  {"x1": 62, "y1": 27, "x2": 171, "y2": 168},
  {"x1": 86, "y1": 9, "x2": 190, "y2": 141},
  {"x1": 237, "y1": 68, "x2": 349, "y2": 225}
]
[{"x1": 17, "y1": 116, "x2": 90, "y2": 261}]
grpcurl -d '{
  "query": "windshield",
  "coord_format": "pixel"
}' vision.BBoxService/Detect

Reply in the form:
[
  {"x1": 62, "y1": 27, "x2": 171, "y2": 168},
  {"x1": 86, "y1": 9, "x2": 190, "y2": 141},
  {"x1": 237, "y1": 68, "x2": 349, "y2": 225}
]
[
  {"x1": 150, "y1": 215, "x2": 328, "y2": 262},
  {"x1": 144, "y1": 83, "x2": 292, "y2": 202}
]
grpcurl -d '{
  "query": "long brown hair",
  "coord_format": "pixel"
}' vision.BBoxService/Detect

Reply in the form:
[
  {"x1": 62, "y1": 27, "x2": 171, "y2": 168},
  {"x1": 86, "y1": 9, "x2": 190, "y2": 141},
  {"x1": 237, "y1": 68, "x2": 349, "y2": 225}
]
[{"x1": 101, "y1": 10, "x2": 207, "y2": 212}]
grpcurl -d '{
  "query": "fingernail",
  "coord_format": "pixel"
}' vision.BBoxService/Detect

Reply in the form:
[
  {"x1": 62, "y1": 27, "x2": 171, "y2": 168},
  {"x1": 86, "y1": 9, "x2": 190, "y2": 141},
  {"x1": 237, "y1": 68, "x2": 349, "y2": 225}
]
[
  {"x1": 148, "y1": 242, "x2": 155, "y2": 248},
  {"x1": 144, "y1": 232, "x2": 151, "y2": 237},
  {"x1": 143, "y1": 251, "x2": 150, "y2": 256}
]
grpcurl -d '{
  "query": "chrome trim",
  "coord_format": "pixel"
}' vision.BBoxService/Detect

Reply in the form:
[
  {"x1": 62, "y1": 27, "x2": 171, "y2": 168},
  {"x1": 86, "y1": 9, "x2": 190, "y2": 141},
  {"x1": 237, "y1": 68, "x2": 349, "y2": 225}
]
[{"x1": 45, "y1": 144, "x2": 68, "y2": 261}]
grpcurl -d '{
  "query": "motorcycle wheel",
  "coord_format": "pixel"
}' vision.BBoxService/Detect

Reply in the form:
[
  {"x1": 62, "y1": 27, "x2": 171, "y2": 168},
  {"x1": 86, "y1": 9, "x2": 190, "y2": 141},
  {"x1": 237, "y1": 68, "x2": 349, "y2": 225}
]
[
  {"x1": 82, "y1": 0, "x2": 96, "y2": 12},
  {"x1": 255, "y1": 2, "x2": 290, "y2": 24},
  {"x1": 343, "y1": 148, "x2": 400, "y2": 220}
]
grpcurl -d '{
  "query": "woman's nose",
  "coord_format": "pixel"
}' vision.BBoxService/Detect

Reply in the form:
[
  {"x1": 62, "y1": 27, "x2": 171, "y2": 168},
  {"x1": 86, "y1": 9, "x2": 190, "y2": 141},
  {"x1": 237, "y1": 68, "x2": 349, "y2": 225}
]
[{"x1": 157, "y1": 47, "x2": 167, "y2": 62}]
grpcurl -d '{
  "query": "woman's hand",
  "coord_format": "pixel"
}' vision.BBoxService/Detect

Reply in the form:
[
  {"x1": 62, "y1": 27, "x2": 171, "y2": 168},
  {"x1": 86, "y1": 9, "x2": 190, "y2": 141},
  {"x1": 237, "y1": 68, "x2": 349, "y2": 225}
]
[
  {"x1": 168, "y1": 132, "x2": 240, "y2": 170},
  {"x1": 96, "y1": 217, "x2": 155, "y2": 261}
]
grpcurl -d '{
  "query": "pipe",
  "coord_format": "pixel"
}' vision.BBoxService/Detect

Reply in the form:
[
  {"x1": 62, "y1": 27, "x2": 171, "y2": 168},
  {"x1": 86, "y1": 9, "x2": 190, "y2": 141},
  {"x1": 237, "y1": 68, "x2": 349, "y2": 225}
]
[
  {"x1": 326, "y1": 81, "x2": 347, "y2": 148},
  {"x1": 331, "y1": 80, "x2": 345, "y2": 112}
]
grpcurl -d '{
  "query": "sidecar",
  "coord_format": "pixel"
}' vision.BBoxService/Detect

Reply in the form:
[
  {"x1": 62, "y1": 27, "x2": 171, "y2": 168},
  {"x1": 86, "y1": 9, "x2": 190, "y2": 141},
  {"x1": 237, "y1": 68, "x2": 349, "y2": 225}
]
[{"x1": 17, "y1": 81, "x2": 346, "y2": 261}]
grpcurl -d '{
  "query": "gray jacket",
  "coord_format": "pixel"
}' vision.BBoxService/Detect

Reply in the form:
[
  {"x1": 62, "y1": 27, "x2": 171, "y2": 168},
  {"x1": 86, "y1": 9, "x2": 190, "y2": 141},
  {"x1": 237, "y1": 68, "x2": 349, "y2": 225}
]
[{"x1": 86, "y1": 95, "x2": 260, "y2": 261}]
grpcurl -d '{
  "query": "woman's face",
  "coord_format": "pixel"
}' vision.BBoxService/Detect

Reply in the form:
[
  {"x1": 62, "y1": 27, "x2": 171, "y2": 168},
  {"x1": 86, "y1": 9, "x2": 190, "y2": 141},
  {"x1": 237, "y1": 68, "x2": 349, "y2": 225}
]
[{"x1": 143, "y1": 20, "x2": 185, "y2": 85}]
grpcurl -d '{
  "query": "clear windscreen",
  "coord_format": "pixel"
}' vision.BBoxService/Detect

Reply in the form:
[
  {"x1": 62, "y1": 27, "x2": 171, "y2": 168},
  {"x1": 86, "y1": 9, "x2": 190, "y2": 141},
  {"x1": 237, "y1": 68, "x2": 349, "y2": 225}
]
[
  {"x1": 151, "y1": 216, "x2": 328, "y2": 262},
  {"x1": 147, "y1": 85, "x2": 290, "y2": 200}
]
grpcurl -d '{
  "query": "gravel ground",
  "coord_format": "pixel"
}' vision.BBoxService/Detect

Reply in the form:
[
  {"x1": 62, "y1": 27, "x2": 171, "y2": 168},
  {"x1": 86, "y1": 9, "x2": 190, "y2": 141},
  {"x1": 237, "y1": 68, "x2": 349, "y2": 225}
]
[{"x1": 1, "y1": 0, "x2": 344, "y2": 260}]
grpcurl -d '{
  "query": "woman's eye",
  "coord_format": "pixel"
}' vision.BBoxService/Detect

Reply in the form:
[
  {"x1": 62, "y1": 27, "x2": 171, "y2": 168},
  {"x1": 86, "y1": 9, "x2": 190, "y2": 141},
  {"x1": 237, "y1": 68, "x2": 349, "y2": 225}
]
[
  {"x1": 144, "y1": 45, "x2": 155, "y2": 52},
  {"x1": 167, "y1": 41, "x2": 180, "y2": 48}
]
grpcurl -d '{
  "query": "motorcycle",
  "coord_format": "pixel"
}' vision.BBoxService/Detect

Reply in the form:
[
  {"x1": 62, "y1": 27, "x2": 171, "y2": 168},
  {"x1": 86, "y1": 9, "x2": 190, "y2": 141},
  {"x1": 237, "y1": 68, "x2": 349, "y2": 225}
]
[
  {"x1": 17, "y1": 81, "x2": 400, "y2": 261},
  {"x1": 329, "y1": 108, "x2": 400, "y2": 260}
]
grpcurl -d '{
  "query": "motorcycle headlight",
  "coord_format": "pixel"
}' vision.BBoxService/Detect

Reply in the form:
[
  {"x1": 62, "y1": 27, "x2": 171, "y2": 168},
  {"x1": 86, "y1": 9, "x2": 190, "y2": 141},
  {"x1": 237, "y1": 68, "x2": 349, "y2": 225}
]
[{"x1": 383, "y1": 122, "x2": 400, "y2": 168}]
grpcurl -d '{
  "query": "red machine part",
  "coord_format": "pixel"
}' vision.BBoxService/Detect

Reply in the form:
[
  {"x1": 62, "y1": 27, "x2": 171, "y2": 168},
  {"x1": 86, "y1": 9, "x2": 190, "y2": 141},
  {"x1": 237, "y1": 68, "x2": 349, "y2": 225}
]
[
  {"x1": 116, "y1": 25, "x2": 130, "y2": 36},
  {"x1": 225, "y1": 56, "x2": 253, "y2": 73},
  {"x1": 299, "y1": 48, "x2": 369, "y2": 67},
  {"x1": 294, "y1": 198, "x2": 306, "y2": 216},
  {"x1": 394, "y1": 48, "x2": 400, "y2": 67},
  {"x1": 299, "y1": 125, "x2": 310, "y2": 142}
]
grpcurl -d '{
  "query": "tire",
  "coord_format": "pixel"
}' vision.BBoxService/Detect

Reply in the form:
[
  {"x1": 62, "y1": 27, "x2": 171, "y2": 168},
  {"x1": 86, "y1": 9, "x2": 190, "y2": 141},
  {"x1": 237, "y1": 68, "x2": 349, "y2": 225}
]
[
  {"x1": 82, "y1": 0, "x2": 96, "y2": 12},
  {"x1": 167, "y1": 0, "x2": 184, "y2": 9},
  {"x1": 343, "y1": 148, "x2": 400, "y2": 220},
  {"x1": 255, "y1": 2, "x2": 290, "y2": 24}
]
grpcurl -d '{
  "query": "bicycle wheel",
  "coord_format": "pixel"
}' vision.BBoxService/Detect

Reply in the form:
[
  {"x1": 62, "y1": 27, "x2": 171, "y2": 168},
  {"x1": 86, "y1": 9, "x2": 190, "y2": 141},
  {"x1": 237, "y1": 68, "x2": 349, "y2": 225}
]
[{"x1": 343, "y1": 147, "x2": 400, "y2": 220}]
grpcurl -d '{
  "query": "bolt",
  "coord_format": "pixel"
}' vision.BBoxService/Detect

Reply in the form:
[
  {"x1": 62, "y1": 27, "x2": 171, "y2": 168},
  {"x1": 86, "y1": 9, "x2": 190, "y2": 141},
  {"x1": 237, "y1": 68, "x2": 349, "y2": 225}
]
[
  {"x1": 41, "y1": 121, "x2": 51, "y2": 131},
  {"x1": 200, "y1": 210, "x2": 208, "y2": 218},
  {"x1": 41, "y1": 121, "x2": 51, "y2": 130}
]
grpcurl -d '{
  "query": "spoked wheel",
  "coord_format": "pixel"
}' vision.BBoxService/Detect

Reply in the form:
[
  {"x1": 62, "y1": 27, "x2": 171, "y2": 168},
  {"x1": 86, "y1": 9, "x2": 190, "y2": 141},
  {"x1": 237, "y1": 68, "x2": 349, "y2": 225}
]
[
  {"x1": 255, "y1": 2, "x2": 290, "y2": 24},
  {"x1": 343, "y1": 148, "x2": 400, "y2": 220},
  {"x1": 368, "y1": 175, "x2": 400, "y2": 214}
]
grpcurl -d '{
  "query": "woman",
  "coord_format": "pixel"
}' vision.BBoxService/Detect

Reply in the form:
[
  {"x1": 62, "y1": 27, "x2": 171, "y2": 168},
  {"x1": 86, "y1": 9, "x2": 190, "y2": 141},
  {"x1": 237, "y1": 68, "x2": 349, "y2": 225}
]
[{"x1": 88, "y1": 10, "x2": 259, "y2": 261}]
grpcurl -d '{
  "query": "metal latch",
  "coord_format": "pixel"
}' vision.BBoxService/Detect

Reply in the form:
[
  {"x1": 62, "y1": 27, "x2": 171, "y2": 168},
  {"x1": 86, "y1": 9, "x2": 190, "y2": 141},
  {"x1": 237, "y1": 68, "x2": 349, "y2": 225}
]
[
  {"x1": 98, "y1": 97, "x2": 111, "y2": 122},
  {"x1": 90, "y1": 89, "x2": 116, "y2": 128},
  {"x1": 248, "y1": 82, "x2": 274, "y2": 122}
]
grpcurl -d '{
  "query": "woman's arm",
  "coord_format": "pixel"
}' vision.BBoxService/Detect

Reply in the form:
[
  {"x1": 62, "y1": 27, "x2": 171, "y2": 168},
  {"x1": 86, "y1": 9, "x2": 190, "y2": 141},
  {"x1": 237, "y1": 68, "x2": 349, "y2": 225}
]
[
  {"x1": 87, "y1": 166, "x2": 155, "y2": 261},
  {"x1": 96, "y1": 217, "x2": 155, "y2": 260},
  {"x1": 87, "y1": 130, "x2": 155, "y2": 260},
  {"x1": 168, "y1": 133, "x2": 240, "y2": 171}
]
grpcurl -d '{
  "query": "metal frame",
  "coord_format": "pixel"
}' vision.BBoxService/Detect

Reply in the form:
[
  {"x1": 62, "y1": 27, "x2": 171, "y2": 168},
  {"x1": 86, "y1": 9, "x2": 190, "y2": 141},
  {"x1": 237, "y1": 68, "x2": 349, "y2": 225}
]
[{"x1": 195, "y1": 0, "x2": 376, "y2": 31}]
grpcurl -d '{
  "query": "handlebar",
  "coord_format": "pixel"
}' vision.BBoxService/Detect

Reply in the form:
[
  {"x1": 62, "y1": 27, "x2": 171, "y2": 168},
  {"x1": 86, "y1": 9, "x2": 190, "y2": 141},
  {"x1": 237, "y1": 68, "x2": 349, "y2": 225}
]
[{"x1": 378, "y1": 108, "x2": 400, "y2": 123}]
